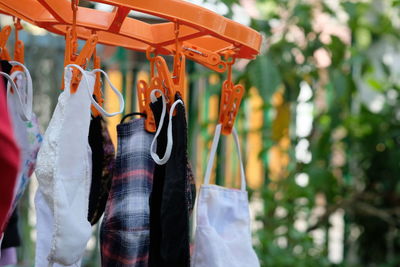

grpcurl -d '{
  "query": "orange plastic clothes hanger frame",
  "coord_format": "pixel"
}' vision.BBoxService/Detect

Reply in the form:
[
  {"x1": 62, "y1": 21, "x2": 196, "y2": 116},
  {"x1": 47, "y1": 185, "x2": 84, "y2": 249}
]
[{"x1": 0, "y1": 0, "x2": 261, "y2": 64}]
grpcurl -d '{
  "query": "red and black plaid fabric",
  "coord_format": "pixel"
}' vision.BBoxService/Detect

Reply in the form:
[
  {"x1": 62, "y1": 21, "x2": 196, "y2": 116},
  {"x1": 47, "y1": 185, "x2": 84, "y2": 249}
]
[{"x1": 100, "y1": 118, "x2": 155, "y2": 267}]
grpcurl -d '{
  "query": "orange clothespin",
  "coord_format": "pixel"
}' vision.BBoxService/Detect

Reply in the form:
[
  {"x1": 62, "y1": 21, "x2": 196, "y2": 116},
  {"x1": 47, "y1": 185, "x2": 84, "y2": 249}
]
[
  {"x1": 91, "y1": 46, "x2": 103, "y2": 117},
  {"x1": 62, "y1": 0, "x2": 98, "y2": 93},
  {"x1": 172, "y1": 51, "x2": 186, "y2": 99},
  {"x1": 12, "y1": 18, "x2": 24, "y2": 72},
  {"x1": 171, "y1": 22, "x2": 186, "y2": 100},
  {"x1": 218, "y1": 52, "x2": 245, "y2": 135},
  {"x1": 137, "y1": 79, "x2": 157, "y2": 132},
  {"x1": 0, "y1": 25, "x2": 11, "y2": 61},
  {"x1": 137, "y1": 47, "x2": 158, "y2": 133},
  {"x1": 153, "y1": 56, "x2": 175, "y2": 104},
  {"x1": 150, "y1": 23, "x2": 186, "y2": 106}
]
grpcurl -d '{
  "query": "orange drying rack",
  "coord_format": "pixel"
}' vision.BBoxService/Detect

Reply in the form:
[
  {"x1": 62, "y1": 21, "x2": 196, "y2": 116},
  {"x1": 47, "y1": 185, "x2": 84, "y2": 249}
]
[
  {"x1": 0, "y1": 0, "x2": 262, "y2": 135},
  {"x1": 0, "y1": 0, "x2": 261, "y2": 66}
]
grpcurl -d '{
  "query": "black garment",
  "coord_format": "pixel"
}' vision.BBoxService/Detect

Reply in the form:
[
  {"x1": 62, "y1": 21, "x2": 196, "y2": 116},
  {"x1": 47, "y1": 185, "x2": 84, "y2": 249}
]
[
  {"x1": 0, "y1": 60, "x2": 12, "y2": 93},
  {"x1": 1, "y1": 210, "x2": 21, "y2": 249},
  {"x1": 87, "y1": 116, "x2": 115, "y2": 225},
  {"x1": 148, "y1": 94, "x2": 195, "y2": 267},
  {"x1": 0, "y1": 60, "x2": 12, "y2": 77}
]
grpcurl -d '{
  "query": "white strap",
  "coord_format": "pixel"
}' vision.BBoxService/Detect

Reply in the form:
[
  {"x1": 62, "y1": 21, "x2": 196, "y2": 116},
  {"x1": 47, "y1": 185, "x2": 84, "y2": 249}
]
[
  {"x1": 8, "y1": 61, "x2": 33, "y2": 121},
  {"x1": 0, "y1": 71, "x2": 31, "y2": 121},
  {"x1": 64, "y1": 64, "x2": 125, "y2": 117},
  {"x1": 203, "y1": 124, "x2": 246, "y2": 191},
  {"x1": 150, "y1": 89, "x2": 168, "y2": 164},
  {"x1": 149, "y1": 89, "x2": 184, "y2": 165},
  {"x1": 90, "y1": 68, "x2": 125, "y2": 117}
]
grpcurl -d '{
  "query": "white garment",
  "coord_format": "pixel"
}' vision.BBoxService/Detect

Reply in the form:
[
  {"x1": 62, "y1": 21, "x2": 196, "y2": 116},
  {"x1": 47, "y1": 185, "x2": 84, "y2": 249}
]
[
  {"x1": 5, "y1": 65, "x2": 42, "y2": 213},
  {"x1": 35, "y1": 66, "x2": 94, "y2": 267},
  {"x1": 35, "y1": 191, "x2": 81, "y2": 267},
  {"x1": 191, "y1": 124, "x2": 260, "y2": 267},
  {"x1": 7, "y1": 71, "x2": 29, "y2": 196}
]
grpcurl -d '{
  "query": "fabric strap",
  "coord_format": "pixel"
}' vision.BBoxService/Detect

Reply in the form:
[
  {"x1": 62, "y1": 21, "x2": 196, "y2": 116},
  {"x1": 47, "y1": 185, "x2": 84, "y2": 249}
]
[
  {"x1": 0, "y1": 69, "x2": 32, "y2": 121},
  {"x1": 203, "y1": 124, "x2": 246, "y2": 191},
  {"x1": 8, "y1": 61, "x2": 33, "y2": 121},
  {"x1": 64, "y1": 64, "x2": 125, "y2": 118},
  {"x1": 149, "y1": 89, "x2": 184, "y2": 165}
]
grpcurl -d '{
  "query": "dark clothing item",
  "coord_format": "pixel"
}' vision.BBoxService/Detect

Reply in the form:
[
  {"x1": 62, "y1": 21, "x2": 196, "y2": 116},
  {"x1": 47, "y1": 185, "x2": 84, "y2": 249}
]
[
  {"x1": 88, "y1": 116, "x2": 115, "y2": 225},
  {"x1": 101, "y1": 118, "x2": 155, "y2": 267},
  {"x1": 1, "y1": 210, "x2": 20, "y2": 249},
  {"x1": 0, "y1": 61, "x2": 12, "y2": 84},
  {"x1": 0, "y1": 62, "x2": 20, "y2": 234},
  {"x1": 148, "y1": 94, "x2": 195, "y2": 267}
]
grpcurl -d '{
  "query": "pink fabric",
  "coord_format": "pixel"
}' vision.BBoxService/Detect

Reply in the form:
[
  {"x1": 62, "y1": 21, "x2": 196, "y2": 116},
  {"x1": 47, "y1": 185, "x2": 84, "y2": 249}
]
[{"x1": 0, "y1": 71, "x2": 20, "y2": 234}]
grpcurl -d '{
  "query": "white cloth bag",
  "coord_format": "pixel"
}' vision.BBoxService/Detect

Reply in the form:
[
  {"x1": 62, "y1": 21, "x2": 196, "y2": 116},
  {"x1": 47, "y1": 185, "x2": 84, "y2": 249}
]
[
  {"x1": 35, "y1": 66, "x2": 94, "y2": 267},
  {"x1": 191, "y1": 124, "x2": 260, "y2": 267}
]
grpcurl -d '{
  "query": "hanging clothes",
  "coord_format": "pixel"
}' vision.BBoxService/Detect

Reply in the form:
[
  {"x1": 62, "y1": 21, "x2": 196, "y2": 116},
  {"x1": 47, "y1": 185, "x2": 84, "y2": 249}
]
[
  {"x1": 148, "y1": 94, "x2": 196, "y2": 267},
  {"x1": 34, "y1": 191, "x2": 82, "y2": 267},
  {"x1": 0, "y1": 61, "x2": 41, "y2": 262},
  {"x1": 35, "y1": 66, "x2": 95, "y2": 267},
  {"x1": 0, "y1": 247, "x2": 17, "y2": 266},
  {"x1": 0, "y1": 62, "x2": 20, "y2": 236},
  {"x1": 1, "y1": 210, "x2": 20, "y2": 250},
  {"x1": 87, "y1": 116, "x2": 115, "y2": 225},
  {"x1": 191, "y1": 124, "x2": 260, "y2": 267},
  {"x1": 6, "y1": 63, "x2": 42, "y2": 214},
  {"x1": 100, "y1": 118, "x2": 155, "y2": 267}
]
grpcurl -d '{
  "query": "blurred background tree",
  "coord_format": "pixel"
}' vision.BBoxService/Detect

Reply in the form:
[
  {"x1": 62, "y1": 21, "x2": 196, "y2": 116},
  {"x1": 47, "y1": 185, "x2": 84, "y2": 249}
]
[{"x1": 213, "y1": 0, "x2": 400, "y2": 266}]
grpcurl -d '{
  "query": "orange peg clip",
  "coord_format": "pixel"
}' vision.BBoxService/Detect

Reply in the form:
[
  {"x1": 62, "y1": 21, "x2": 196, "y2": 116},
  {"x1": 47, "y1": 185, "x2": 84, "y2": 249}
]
[
  {"x1": 172, "y1": 52, "x2": 186, "y2": 99},
  {"x1": 137, "y1": 47, "x2": 158, "y2": 133},
  {"x1": 63, "y1": 28, "x2": 98, "y2": 93},
  {"x1": 137, "y1": 79, "x2": 157, "y2": 133},
  {"x1": 62, "y1": 0, "x2": 98, "y2": 93},
  {"x1": 91, "y1": 47, "x2": 103, "y2": 117},
  {"x1": 0, "y1": 25, "x2": 11, "y2": 61},
  {"x1": 153, "y1": 56, "x2": 175, "y2": 104},
  {"x1": 218, "y1": 53, "x2": 245, "y2": 135},
  {"x1": 171, "y1": 22, "x2": 186, "y2": 99},
  {"x1": 218, "y1": 83, "x2": 244, "y2": 135},
  {"x1": 12, "y1": 17, "x2": 24, "y2": 72}
]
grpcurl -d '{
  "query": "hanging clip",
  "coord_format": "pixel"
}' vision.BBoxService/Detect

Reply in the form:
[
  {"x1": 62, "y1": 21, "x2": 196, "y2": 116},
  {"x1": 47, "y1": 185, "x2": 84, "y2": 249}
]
[
  {"x1": 137, "y1": 79, "x2": 157, "y2": 132},
  {"x1": 62, "y1": 0, "x2": 98, "y2": 93},
  {"x1": 63, "y1": 29, "x2": 98, "y2": 93},
  {"x1": 12, "y1": 18, "x2": 24, "y2": 72},
  {"x1": 91, "y1": 46, "x2": 103, "y2": 117},
  {"x1": 171, "y1": 52, "x2": 186, "y2": 100},
  {"x1": 153, "y1": 56, "x2": 175, "y2": 104},
  {"x1": 171, "y1": 22, "x2": 186, "y2": 100},
  {"x1": 137, "y1": 46, "x2": 159, "y2": 133},
  {"x1": 218, "y1": 53, "x2": 244, "y2": 135},
  {"x1": 0, "y1": 25, "x2": 11, "y2": 61},
  {"x1": 181, "y1": 42, "x2": 227, "y2": 73}
]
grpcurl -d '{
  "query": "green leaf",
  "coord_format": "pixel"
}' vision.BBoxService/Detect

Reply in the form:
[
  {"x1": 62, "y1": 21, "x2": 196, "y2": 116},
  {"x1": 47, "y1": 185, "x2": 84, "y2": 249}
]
[{"x1": 248, "y1": 54, "x2": 282, "y2": 103}]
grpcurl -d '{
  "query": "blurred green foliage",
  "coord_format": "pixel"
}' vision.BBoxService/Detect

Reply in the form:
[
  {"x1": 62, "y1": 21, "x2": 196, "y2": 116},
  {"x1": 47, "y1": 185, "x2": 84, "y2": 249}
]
[{"x1": 220, "y1": 0, "x2": 400, "y2": 266}]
